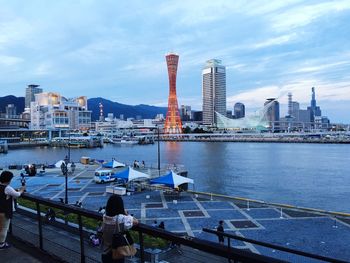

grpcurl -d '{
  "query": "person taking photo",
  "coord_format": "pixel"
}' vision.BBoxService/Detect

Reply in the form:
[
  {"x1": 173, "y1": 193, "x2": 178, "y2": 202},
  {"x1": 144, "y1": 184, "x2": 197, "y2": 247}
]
[{"x1": 0, "y1": 171, "x2": 26, "y2": 249}]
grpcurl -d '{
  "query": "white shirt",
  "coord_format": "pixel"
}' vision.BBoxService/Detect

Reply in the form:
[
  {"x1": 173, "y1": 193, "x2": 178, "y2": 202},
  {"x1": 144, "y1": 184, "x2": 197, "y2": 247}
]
[
  {"x1": 103, "y1": 214, "x2": 134, "y2": 230},
  {"x1": 4, "y1": 185, "x2": 21, "y2": 199}
]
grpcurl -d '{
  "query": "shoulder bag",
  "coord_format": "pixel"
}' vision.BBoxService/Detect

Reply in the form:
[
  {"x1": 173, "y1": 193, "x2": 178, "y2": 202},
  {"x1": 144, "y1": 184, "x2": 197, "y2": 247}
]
[{"x1": 111, "y1": 220, "x2": 137, "y2": 259}]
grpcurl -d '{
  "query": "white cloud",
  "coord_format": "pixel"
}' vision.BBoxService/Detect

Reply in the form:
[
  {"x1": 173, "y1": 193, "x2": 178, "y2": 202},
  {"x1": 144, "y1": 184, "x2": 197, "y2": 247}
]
[
  {"x1": 34, "y1": 62, "x2": 52, "y2": 76},
  {"x1": 290, "y1": 61, "x2": 350, "y2": 74},
  {"x1": 251, "y1": 33, "x2": 298, "y2": 49},
  {"x1": 0, "y1": 55, "x2": 23, "y2": 66},
  {"x1": 228, "y1": 79, "x2": 350, "y2": 111},
  {"x1": 269, "y1": 1, "x2": 350, "y2": 32}
]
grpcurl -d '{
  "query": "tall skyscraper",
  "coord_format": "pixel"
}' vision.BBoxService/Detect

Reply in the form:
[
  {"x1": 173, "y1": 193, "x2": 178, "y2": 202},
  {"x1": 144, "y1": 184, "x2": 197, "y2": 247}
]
[
  {"x1": 202, "y1": 59, "x2": 226, "y2": 126},
  {"x1": 288, "y1": 92, "x2": 293, "y2": 117},
  {"x1": 180, "y1": 105, "x2": 192, "y2": 121},
  {"x1": 264, "y1": 98, "x2": 280, "y2": 130},
  {"x1": 164, "y1": 53, "x2": 182, "y2": 134},
  {"x1": 25, "y1": 84, "x2": 42, "y2": 108},
  {"x1": 307, "y1": 87, "x2": 321, "y2": 122},
  {"x1": 234, "y1": 102, "x2": 245, "y2": 119}
]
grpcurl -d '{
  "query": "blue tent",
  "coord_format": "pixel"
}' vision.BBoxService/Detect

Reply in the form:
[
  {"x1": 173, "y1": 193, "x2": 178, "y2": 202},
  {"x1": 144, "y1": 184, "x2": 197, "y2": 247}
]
[
  {"x1": 102, "y1": 160, "x2": 125, "y2": 168},
  {"x1": 150, "y1": 171, "x2": 194, "y2": 188},
  {"x1": 114, "y1": 167, "x2": 150, "y2": 182}
]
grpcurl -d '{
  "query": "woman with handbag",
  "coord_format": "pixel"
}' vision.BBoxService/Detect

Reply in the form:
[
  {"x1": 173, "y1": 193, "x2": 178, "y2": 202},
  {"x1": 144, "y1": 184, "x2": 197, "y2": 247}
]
[{"x1": 102, "y1": 194, "x2": 138, "y2": 263}]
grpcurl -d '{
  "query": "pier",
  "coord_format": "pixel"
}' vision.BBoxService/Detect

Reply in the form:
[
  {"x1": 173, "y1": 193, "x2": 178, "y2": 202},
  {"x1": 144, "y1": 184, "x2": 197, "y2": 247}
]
[
  {"x1": 4, "y1": 164, "x2": 350, "y2": 262},
  {"x1": 158, "y1": 131, "x2": 350, "y2": 144}
]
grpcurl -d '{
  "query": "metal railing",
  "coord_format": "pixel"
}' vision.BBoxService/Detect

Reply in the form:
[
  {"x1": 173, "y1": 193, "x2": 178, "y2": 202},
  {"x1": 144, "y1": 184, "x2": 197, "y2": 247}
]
[
  {"x1": 202, "y1": 228, "x2": 347, "y2": 263},
  {"x1": 11, "y1": 193, "x2": 286, "y2": 263}
]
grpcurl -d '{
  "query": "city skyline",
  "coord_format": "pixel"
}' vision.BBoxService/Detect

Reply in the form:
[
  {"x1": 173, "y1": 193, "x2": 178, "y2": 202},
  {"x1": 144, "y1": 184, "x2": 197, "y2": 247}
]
[{"x1": 0, "y1": 1, "x2": 350, "y2": 122}]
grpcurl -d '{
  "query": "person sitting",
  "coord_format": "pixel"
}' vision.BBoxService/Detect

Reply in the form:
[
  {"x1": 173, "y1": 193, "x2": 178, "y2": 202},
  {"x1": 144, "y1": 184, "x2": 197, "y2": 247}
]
[
  {"x1": 151, "y1": 220, "x2": 158, "y2": 227},
  {"x1": 158, "y1": 221, "x2": 165, "y2": 229}
]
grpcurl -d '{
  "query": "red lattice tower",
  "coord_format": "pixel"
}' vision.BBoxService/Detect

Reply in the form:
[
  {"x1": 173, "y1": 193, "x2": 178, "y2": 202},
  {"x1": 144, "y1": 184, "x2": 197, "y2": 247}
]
[{"x1": 164, "y1": 53, "x2": 182, "y2": 134}]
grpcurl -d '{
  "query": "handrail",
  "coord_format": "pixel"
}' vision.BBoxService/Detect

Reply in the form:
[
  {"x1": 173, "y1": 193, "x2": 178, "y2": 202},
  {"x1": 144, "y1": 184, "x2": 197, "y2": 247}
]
[
  {"x1": 202, "y1": 228, "x2": 347, "y2": 263},
  {"x1": 132, "y1": 224, "x2": 286, "y2": 263},
  {"x1": 18, "y1": 193, "x2": 285, "y2": 263},
  {"x1": 187, "y1": 190, "x2": 350, "y2": 218}
]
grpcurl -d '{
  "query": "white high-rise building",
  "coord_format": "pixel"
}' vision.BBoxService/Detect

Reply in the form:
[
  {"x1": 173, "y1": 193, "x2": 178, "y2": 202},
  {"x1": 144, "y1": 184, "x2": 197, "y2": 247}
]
[
  {"x1": 30, "y1": 92, "x2": 91, "y2": 130},
  {"x1": 25, "y1": 84, "x2": 43, "y2": 109},
  {"x1": 202, "y1": 59, "x2": 226, "y2": 126}
]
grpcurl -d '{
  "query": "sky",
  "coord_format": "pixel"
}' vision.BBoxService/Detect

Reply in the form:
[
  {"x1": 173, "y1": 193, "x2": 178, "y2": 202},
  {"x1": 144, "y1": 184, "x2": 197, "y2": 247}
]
[{"x1": 0, "y1": 0, "x2": 350, "y2": 123}]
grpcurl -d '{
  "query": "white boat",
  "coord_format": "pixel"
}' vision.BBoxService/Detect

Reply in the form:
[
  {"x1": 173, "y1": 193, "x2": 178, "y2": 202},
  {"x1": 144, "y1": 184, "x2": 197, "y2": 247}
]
[{"x1": 112, "y1": 135, "x2": 139, "y2": 145}]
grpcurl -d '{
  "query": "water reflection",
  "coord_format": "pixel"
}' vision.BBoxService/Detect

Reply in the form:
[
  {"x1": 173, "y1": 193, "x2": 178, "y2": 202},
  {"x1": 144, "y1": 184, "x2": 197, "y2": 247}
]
[{"x1": 0, "y1": 143, "x2": 349, "y2": 212}]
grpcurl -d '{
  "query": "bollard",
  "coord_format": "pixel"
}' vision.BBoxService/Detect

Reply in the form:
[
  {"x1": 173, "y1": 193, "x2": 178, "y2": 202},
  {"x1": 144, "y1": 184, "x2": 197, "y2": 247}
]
[
  {"x1": 333, "y1": 217, "x2": 338, "y2": 228},
  {"x1": 247, "y1": 200, "x2": 250, "y2": 211},
  {"x1": 280, "y1": 208, "x2": 283, "y2": 218}
]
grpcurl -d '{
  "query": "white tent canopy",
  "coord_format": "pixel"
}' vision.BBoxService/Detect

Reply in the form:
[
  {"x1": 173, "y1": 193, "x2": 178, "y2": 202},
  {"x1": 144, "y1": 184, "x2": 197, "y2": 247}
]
[
  {"x1": 116, "y1": 166, "x2": 150, "y2": 181},
  {"x1": 103, "y1": 159, "x2": 126, "y2": 168}
]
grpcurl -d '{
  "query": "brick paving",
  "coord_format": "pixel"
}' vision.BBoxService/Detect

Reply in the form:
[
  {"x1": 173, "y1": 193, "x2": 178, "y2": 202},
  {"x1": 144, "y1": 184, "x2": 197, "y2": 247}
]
[{"x1": 7, "y1": 166, "x2": 350, "y2": 262}]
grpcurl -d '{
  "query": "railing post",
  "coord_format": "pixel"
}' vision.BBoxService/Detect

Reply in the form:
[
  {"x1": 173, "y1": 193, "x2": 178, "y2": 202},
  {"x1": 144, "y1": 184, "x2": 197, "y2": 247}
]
[
  {"x1": 227, "y1": 237, "x2": 231, "y2": 263},
  {"x1": 78, "y1": 214, "x2": 86, "y2": 263},
  {"x1": 139, "y1": 230, "x2": 145, "y2": 263},
  {"x1": 36, "y1": 201, "x2": 43, "y2": 250}
]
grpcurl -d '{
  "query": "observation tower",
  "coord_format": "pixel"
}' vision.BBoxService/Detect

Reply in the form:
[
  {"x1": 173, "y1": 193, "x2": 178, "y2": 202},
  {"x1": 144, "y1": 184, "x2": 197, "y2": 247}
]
[{"x1": 164, "y1": 53, "x2": 182, "y2": 134}]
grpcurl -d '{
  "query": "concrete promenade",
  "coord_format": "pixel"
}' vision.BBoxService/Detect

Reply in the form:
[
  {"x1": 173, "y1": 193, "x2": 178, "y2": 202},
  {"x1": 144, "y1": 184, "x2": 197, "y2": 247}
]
[{"x1": 7, "y1": 165, "x2": 350, "y2": 262}]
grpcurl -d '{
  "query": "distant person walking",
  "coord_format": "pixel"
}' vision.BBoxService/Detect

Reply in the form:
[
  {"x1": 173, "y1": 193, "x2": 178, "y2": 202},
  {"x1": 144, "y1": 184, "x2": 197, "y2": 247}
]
[
  {"x1": 0, "y1": 171, "x2": 25, "y2": 249},
  {"x1": 216, "y1": 220, "x2": 224, "y2": 245}
]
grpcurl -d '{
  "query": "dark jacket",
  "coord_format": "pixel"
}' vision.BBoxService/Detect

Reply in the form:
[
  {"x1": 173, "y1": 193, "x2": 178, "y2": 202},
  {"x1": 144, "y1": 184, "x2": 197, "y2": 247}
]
[{"x1": 0, "y1": 184, "x2": 13, "y2": 219}]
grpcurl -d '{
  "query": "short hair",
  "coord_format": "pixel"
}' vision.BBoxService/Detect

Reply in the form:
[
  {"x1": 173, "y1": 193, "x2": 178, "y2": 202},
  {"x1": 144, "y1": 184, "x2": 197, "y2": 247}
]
[
  {"x1": 0, "y1": 171, "x2": 14, "y2": 183},
  {"x1": 219, "y1": 220, "x2": 224, "y2": 224}
]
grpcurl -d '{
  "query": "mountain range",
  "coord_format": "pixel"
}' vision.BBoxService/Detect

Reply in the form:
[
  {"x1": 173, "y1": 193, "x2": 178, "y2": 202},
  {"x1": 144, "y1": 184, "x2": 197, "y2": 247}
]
[{"x1": 0, "y1": 96, "x2": 167, "y2": 120}]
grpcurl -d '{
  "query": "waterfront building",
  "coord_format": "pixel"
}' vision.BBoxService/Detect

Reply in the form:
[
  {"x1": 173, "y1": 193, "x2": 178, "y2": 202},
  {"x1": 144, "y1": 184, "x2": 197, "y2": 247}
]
[
  {"x1": 315, "y1": 116, "x2": 330, "y2": 129},
  {"x1": 164, "y1": 53, "x2": 182, "y2": 134},
  {"x1": 202, "y1": 59, "x2": 226, "y2": 126},
  {"x1": 155, "y1": 114, "x2": 165, "y2": 121},
  {"x1": 94, "y1": 119, "x2": 133, "y2": 132},
  {"x1": 298, "y1": 109, "x2": 311, "y2": 123},
  {"x1": 234, "y1": 102, "x2": 245, "y2": 119},
  {"x1": 180, "y1": 105, "x2": 192, "y2": 121},
  {"x1": 25, "y1": 84, "x2": 42, "y2": 109},
  {"x1": 30, "y1": 92, "x2": 91, "y2": 130},
  {"x1": 264, "y1": 98, "x2": 280, "y2": 131},
  {"x1": 5, "y1": 104, "x2": 17, "y2": 119},
  {"x1": 193, "y1": 111, "x2": 203, "y2": 122},
  {"x1": 226, "y1": 110, "x2": 233, "y2": 118},
  {"x1": 307, "y1": 87, "x2": 322, "y2": 122},
  {"x1": 291, "y1": 101, "x2": 300, "y2": 120}
]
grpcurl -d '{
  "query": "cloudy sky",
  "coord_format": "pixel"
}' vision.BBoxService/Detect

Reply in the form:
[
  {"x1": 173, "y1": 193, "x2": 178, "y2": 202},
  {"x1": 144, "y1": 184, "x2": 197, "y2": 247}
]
[{"x1": 0, "y1": 0, "x2": 349, "y2": 122}]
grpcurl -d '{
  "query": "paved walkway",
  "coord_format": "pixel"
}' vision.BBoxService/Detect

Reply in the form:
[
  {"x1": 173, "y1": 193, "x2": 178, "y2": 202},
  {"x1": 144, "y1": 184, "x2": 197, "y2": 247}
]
[
  {"x1": 8, "y1": 165, "x2": 350, "y2": 262},
  {"x1": 1, "y1": 246, "x2": 43, "y2": 263}
]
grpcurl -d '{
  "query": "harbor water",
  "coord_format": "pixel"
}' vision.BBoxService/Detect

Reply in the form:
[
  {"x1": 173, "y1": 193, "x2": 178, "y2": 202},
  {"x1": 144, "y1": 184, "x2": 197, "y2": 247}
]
[{"x1": 0, "y1": 142, "x2": 349, "y2": 212}]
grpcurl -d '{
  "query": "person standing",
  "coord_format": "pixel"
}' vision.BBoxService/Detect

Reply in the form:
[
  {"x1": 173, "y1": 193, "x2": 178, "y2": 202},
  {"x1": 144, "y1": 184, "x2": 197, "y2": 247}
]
[
  {"x1": 102, "y1": 195, "x2": 138, "y2": 263},
  {"x1": 0, "y1": 171, "x2": 25, "y2": 249},
  {"x1": 216, "y1": 220, "x2": 224, "y2": 245}
]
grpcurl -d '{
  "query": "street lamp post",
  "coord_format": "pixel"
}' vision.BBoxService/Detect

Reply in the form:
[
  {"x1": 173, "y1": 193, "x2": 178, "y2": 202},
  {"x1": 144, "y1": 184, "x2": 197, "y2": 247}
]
[
  {"x1": 157, "y1": 126, "x2": 160, "y2": 175},
  {"x1": 60, "y1": 156, "x2": 76, "y2": 205}
]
